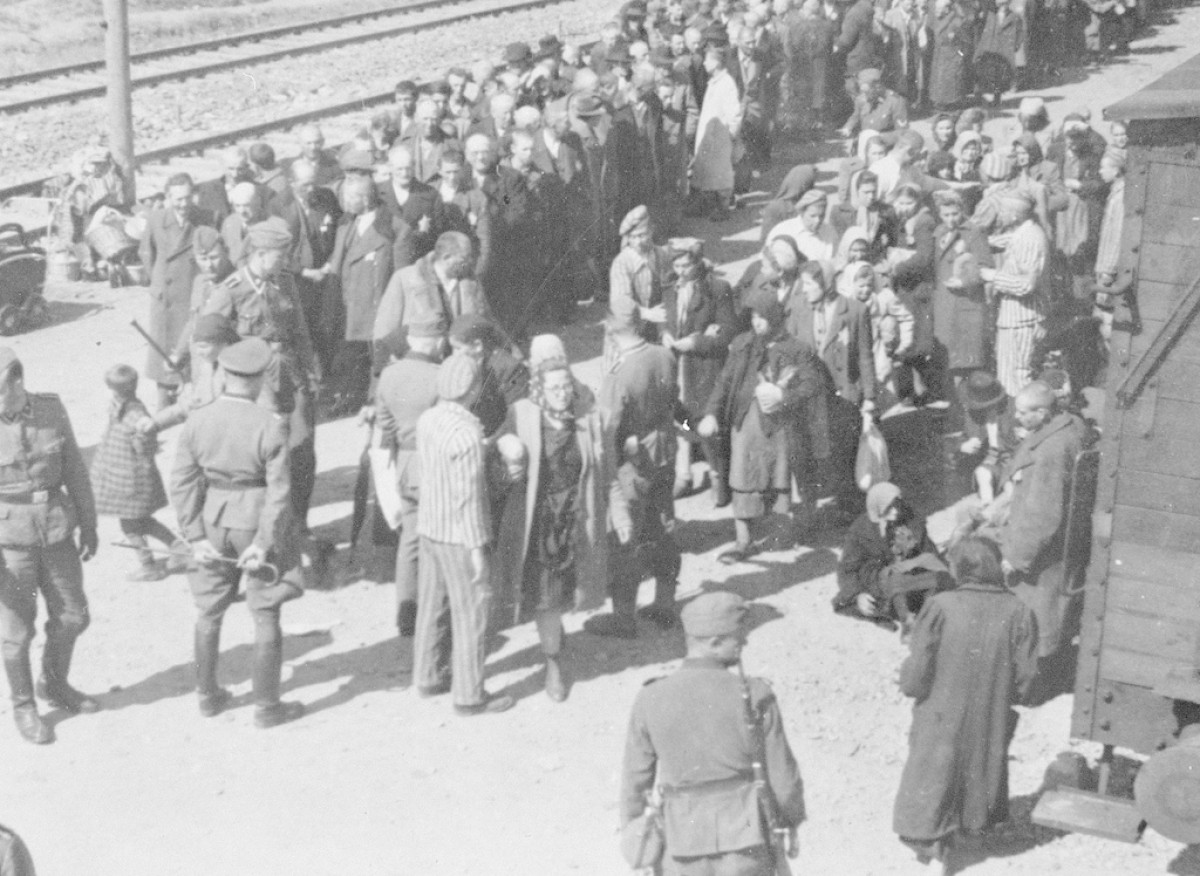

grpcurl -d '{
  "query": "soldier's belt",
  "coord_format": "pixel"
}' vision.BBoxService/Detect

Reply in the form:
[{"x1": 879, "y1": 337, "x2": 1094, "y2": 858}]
[
  {"x1": 208, "y1": 479, "x2": 267, "y2": 491},
  {"x1": 661, "y1": 773, "x2": 754, "y2": 797},
  {"x1": 0, "y1": 489, "x2": 55, "y2": 505}
]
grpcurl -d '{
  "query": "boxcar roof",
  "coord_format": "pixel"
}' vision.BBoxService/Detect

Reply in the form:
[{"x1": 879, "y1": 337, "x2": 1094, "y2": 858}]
[{"x1": 1106, "y1": 51, "x2": 1200, "y2": 121}]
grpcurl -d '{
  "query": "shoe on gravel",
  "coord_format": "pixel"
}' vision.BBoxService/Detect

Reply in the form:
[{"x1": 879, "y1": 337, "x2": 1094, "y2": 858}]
[
  {"x1": 37, "y1": 678, "x2": 100, "y2": 714},
  {"x1": 454, "y1": 694, "x2": 515, "y2": 716},
  {"x1": 254, "y1": 700, "x2": 305, "y2": 729},
  {"x1": 198, "y1": 688, "x2": 232, "y2": 718}
]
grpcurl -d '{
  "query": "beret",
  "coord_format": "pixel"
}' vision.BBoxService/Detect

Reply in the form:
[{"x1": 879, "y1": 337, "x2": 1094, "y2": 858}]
[
  {"x1": 437, "y1": 352, "x2": 481, "y2": 401},
  {"x1": 619, "y1": 204, "x2": 650, "y2": 236},
  {"x1": 681, "y1": 591, "x2": 747, "y2": 637},
  {"x1": 218, "y1": 337, "x2": 272, "y2": 376},
  {"x1": 246, "y1": 217, "x2": 293, "y2": 251},
  {"x1": 795, "y1": 187, "x2": 827, "y2": 211},
  {"x1": 449, "y1": 312, "x2": 499, "y2": 346},
  {"x1": 192, "y1": 313, "x2": 240, "y2": 345},
  {"x1": 857, "y1": 67, "x2": 882, "y2": 84},
  {"x1": 505, "y1": 42, "x2": 533, "y2": 65},
  {"x1": 623, "y1": 0, "x2": 649, "y2": 16},
  {"x1": 104, "y1": 364, "x2": 139, "y2": 392},
  {"x1": 193, "y1": 225, "x2": 224, "y2": 255}
]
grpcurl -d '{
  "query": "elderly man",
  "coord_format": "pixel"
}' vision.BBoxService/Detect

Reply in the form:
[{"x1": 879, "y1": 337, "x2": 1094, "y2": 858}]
[
  {"x1": 413, "y1": 353, "x2": 515, "y2": 715},
  {"x1": 609, "y1": 206, "x2": 674, "y2": 343},
  {"x1": 409, "y1": 97, "x2": 462, "y2": 184},
  {"x1": 980, "y1": 190, "x2": 1047, "y2": 397},
  {"x1": 620, "y1": 591, "x2": 806, "y2": 874},
  {"x1": 325, "y1": 175, "x2": 394, "y2": 415},
  {"x1": 277, "y1": 158, "x2": 340, "y2": 364},
  {"x1": 171, "y1": 338, "x2": 304, "y2": 728},
  {"x1": 837, "y1": 67, "x2": 909, "y2": 141},
  {"x1": 373, "y1": 231, "x2": 491, "y2": 343},
  {"x1": 220, "y1": 182, "x2": 268, "y2": 266},
  {"x1": 0, "y1": 349, "x2": 98, "y2": 745},
  {"x1": 381, "y1": 144, "x2": 446, "y2": 269},
  {"x1": 204, "y1": 218, "x2": 320, "y2": 531},
  {"x1": 468, "y1": 92, "x2": 517, "y2": 144},
  {"x1": 195, "y1": 146, "x2": 259, "y2": 225},
  {"x1": 297, "y1": 124, "x2": 343, "y2": 187},
  {"x1": 141, "y1": 173, "x2": 217, "y2": 408},
  {"x1": 1000, "y1": 381, "x2": 1083, "y2": 670}
]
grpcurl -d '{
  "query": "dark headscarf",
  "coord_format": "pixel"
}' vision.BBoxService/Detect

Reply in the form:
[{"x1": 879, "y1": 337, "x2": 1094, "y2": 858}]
[
  {"x1": 1013, "y1": 133, "x2": 1044, "y2": 166},
  {"x1": 746, "y1": 285, "x2": 786, "y2": 331},
  {"x1": 760, "y1": 165, "x2": 817, "y2": 245}
]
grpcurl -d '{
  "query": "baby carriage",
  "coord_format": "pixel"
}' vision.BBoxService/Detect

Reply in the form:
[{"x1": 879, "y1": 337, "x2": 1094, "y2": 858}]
[{"x1": 0, "y1": 224, "x2": 49, "y2": 336}]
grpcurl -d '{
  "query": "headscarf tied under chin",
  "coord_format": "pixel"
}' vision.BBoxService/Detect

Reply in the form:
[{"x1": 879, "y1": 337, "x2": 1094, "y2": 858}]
[
  {"x1": 747, "y1": 284, "x2": 786, "y2": 332},
  {"x1": 866, "y1": 481, "x2": 902, "y2": 526}
]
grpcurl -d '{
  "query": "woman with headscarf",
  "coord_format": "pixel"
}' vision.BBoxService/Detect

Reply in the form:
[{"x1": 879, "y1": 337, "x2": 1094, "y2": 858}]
[
  {"x1": 1012, "y1": 133, "x2": 1067, "y2": 231},
  {"x1": 767, "y1": 188, "x2": 838, "y2": 263},
  {"x1": 759, "y1": 164, "x2": 817, "y2": 245},
  {"x1": 828, "y1": 170, "x2": 899, "y2": 261},
  {"x1": 836, "y1": 131, "x2": 890, "y2": 203},
  {"x1": 893, "y1": 537, "x2": 1038, "y2": 869},
  {"x1": 833, "y1": 481, "x2": 942, "y2": 627},
  {"x1": 697, "y1": 287, "x2": 824, "y2": 563},
  {"x1": 495, "y1": 344, "x2": 626, "y2": 701},
  {"x1": 889, "y1": 183, "x2": 941, "y2": 404}
]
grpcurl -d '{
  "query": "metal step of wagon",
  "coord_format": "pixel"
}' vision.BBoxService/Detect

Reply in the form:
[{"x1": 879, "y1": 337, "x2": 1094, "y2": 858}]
[{"x1": 1032, "y1": 788, "x2": 1145, "y2": 843}]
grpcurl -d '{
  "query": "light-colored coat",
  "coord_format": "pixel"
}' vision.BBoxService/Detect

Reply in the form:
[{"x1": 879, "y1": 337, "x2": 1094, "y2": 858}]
[
  {"x1": 692, "y1": 68, "x2": 743, "y2": 193},
  {"x1": 495, "y1": 398, "x2": 629, "y2": 624}
]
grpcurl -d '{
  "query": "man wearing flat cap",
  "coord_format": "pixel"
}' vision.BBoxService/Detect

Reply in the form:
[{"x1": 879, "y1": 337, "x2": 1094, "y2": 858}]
[
  {"x1": 837, "y1": 67, "x2": 908, "y2": 142},
  {"x1": 621, "y1": 591, "x2": 806, "y2": 874},
  {"x1": 204, "y1": 217, "x2": 321, "y2": 531},
  {"x1": 0, "y1": 349, "x2": 98, "y2": 744},
  {"x1": 610, "y1": 205, "x2": 674, "y2": 344},
  {"x1": 171, "y1": 337, "x2": 305, "y2": 729}
]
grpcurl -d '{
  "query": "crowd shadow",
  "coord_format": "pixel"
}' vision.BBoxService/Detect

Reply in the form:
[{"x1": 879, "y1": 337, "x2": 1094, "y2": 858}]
[
  {"x1": 94, "y1": 629, "x2": 333, "y2": 713},
  {"x1": 1169, "y1": 845, "x2": 1200, "y2": 875},
  {"x1": 943, "y1": 792, "x2": 1066, "y2": 875},
  {"x1": 283, "y1": 637, "x2": 405, "y2": 717},
  {"x1": 41, "y1": 298, "x2": 105, "y2": 331}
]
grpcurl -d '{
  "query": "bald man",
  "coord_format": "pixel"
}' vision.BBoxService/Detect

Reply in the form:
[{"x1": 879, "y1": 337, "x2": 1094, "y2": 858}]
[
  {"x1": 381, "y1": 143, "x2": 446, "y2": 268},
  {"x1": 195, "y1": 146, "x2": 258, "y2": 224},
  {"x1": 221, "y1": 182, "x2": 267, "y2": 266},
  {"x1": 998, "y1": 381, "x2": 1083, "y2": 669},
  {"x1": 297, "y1": 124, "x2": 343, "y2": 187}
]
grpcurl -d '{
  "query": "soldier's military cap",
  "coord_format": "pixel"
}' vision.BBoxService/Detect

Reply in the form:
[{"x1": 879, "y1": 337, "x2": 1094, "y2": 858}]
[
  {"x1": 193, "y1": 313, "x2": 240, "y2": 345},
  {"x1": 218, "y1": 337, "x2": 273, "y2": 377},
  {"x1": 246, "y1": 217, "x2": 293, "y2": 252},
  {"x1": 681, "y1": 591, "x2": 747, "y2": 637}
]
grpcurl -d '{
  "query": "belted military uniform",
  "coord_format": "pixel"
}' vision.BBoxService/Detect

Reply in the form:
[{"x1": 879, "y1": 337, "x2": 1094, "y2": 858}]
[
  {"x1": 203, "y1": 266, "x2": 320, "y2": 527},
  {"x1": 0, "y1": 823, "x2": 36, "y2": 876},
  {"x1": 0, "y1": 390, "x2": 98, "y2": 741},
  {"x1": 170, "y1": 382, "x2": 301, "y2": 724},
  {"x1": 621, "y1": 657, "x2": 807, "y2": 875}
]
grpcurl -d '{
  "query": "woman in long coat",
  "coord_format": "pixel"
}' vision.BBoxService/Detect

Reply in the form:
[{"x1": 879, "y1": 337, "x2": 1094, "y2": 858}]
[
  {"x1": 894, "y1": 537, "x2": 1038, "y2": 867},
  {"x1": 930, "y1": 189, "x2": 994, "y2": 383},
  {"x1": 495, "y1": 350, "x2": 628, "y2": 702},
  {"x1": 973, "y1": 0, "x2": 1024, "y2": 104},
  {"x1": 697, "y1": 286, "x2": 823, "y2": 563},
  {"x1": 927, "y1": 0, "x2": 974, "y2": 109},
  {"x1": 692, "y1": 45, "x2": 744, "y2": 219}
]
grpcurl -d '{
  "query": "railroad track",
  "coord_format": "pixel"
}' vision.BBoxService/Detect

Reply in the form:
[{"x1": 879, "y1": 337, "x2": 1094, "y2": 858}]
[{"x1": 0, "y1": 0, "x2": 555, "y2": 117}]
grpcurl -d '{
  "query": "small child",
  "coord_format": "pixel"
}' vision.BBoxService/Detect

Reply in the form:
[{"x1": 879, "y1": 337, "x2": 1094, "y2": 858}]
[
  {"x1": 90, "y1": 365, "x2": 187, "y2": 581},
  {"x1": 843, "y1": 261, "x2": 914, "y2": 407}
]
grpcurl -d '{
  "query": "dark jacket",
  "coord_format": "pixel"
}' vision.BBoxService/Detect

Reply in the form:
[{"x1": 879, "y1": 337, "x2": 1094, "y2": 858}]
[
  {"x1": 931, "y1": 222, "x2": 994, "y2": 371},
  {"x1": 379, "y1": 180, "x2": 445, "y2": 268},
  {"x1": 663, "y1": 268, "x2": 737, "y2": 413},
  {"x1": 785, "y1": 292, "x2": 877, "y2": 404},
  {"x1": 836, "y1": 0, "x2": 884, "y2": 76}
]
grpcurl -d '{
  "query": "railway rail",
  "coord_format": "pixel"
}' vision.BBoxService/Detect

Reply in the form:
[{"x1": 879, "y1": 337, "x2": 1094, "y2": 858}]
[{"x1": 0, "y1": 0, "x2": 559, "y2": 117}]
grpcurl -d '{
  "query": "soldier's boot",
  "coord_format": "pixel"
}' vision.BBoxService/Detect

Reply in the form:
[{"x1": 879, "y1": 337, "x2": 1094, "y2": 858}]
[
  {"x1": 251, "y1": 636, "x2": 304, "y2": 729},
  {"x1": 37, "y1": 634, "x2": 99, "y2": 714},
  {"x1": 5, "y1": 656, "x2": 53, "y2": 744},
  {"x1": 166, "y1": 540, "x2": 193, "y2": 575},
  {"x1": 544, "y1": 654, "x2": 569, "y2": 703},
  {"x1": 194, "y1": 627, "x2": 230, "y2": 718}
]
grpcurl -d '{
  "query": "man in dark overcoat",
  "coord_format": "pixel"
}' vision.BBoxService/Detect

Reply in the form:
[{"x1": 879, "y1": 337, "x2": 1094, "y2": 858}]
[{"x1": 140, "y1": 173, "x2": 217, "y2": 408}]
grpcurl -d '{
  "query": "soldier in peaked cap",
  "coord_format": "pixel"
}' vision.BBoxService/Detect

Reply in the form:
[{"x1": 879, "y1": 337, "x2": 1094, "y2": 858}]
[
  {"x1": 620, "y1": 591, "x2": 806, "y2": 875},
  {"x1": 170, "y1": 337, "x2": 305, "y2": 729},
  {"x1": 203, "y1": 217, "x2": 320, "y2": 534},
  {"x1": 0, "y1": 348, "x2": 99, "y2": 745}
]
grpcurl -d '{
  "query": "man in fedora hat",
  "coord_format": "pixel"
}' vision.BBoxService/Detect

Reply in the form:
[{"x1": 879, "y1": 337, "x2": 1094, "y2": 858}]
[{"x1": 620, "y1": 591, "x2": 805, "y2": 874}]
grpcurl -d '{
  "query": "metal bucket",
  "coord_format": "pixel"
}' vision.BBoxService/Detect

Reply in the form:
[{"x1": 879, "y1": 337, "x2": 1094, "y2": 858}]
[{"x1": 46, "y1": 250, "x2": 80, "y2": 283}]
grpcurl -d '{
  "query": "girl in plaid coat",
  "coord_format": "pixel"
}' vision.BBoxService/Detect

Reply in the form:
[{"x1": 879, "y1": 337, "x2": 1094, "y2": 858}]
[{"x1": 91, "y1": 365, "x2": 186, "y2": 581}]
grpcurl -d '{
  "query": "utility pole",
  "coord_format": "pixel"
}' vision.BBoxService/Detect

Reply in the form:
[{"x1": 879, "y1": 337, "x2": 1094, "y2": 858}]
[{"x1": 102, "y1": 0, "x2": 136, "y2": 203}]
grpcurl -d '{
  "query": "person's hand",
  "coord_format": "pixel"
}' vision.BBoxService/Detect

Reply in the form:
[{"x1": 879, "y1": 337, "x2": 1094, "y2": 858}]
[
  {"x1": 639, "y1": 304, "x2": 667, "y2": 324},
  {"x1": 704, "y1": 324, "x2": 722, "y2": 337},
  {"x1": 134, "y1": 416, "x2": 158, "y2": 435},
  {"x1": 697, "y1": 414, "x2": 719, "y2": 438},
  {"x1": 238, "y1": 542, "x2": 266, "y2": 571},
  {"x1": 673, "y1": 335, "x2": 697, "y2": 352},
  {"x1": 615, "y1": 523, "x2": 633, "y2": 544},
  {"x1": 755, "y1": 381, "x2": 784, "y2": 413},
  {"x1": 78, "y1": 528, "x2": 98, "y2": 562},
  {"x1": 1065, "y1": 178, "x2": 1081, "y2": 192},
  {"x1": 837, "y1": 126, "x2": 851, "y2": 139},
  {"x1": 660, "y1": 332, "x2": 676, "y2": 350},
  {"x1": 418, "y1": 214, "x2": 432, "y2": 234},
  {"x1": 856, "y1": 592, "x2": 877, "y2": 616},
  {"x1": 1097, "y1": 272, "x2": 1116, "y2": 287},
  {"x1": 191, "y1": 538, "x2": 222, "y2": 564},
  {"x1": 944, "y1": 276, "x2": 964, "y2": 289},
  {"x1": 786, "y1": 827, "x2": 800, "y2": 859},
  {"x1": 358, "y1": 405, "x2": 375, "y2": 426},
  {"x1": 301, "y1": 268, "x2": 325, "y2": 282},
  {"x1": 1001, "y1": 558, "x2": 1016, "y2": 577},
  {"x1": 468, "y1": 547, "x2": 490, "y2": 586},
  {"x1": 979, "y1": 267, "x2": 997, "y2": 283},
  {"x1": 861, "y1": 398, "x2": 876, "y2": 415}
]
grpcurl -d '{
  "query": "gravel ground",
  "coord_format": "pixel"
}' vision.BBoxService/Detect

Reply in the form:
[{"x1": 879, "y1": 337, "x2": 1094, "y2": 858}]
[
  {"x1": 2, "y1": 5, "x2": 1200, "y2": 876},
  {"x1": 0, "y1": 0, "x2": 614, "y2": 186}
]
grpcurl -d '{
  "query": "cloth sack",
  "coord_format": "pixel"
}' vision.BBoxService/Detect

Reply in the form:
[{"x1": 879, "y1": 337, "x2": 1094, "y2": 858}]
[{"x1": 855, "y1": 419, "x2": 891, "y2": 492}]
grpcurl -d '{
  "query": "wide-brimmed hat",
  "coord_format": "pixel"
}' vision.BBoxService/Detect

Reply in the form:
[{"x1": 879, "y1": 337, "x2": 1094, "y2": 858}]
[{"x1": 963, "y1": 371, "x2": 1007, "y2": 411}]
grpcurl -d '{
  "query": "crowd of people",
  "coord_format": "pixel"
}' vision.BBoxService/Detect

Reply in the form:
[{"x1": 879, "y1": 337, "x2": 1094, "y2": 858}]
[{"x1": 0, "y1": 0, "x2": 1156, "y2": 872}]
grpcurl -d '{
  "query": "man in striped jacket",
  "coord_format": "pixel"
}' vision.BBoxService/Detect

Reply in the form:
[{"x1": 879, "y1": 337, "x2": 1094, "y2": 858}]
[
  {"x1": 413, "y1": 352, "x2": 515, "y2": 715},
  {"x1": 981, "y1": 190, "x2": 1047, "y2": 397}
]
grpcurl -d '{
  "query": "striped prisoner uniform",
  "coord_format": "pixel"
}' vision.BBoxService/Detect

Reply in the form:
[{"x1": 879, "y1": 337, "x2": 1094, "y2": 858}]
[
  {"x1": 992, "y1": 219, "x2": 1048, "y2": 397},
  {"x1": 413, "y1": 399, "x2": 492, "y2": 706}
]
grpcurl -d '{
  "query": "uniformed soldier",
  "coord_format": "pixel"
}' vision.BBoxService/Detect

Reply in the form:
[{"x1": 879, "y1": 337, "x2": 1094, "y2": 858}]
[
  {"x1": 621, "y1": 592, "x2": 806, "y2": 875},
  {"x1": 0, "y1": 348, "x2": 99, "y2": 745},
  {"x1": 202, "y1": 217, "x2": 321, "y2": 533},
  {"x1": 0, "y1": 823, "x2": 35, "y2": 876},
  {"x1": 170, "y1": 338, "x2": 305, "y2": 728}
]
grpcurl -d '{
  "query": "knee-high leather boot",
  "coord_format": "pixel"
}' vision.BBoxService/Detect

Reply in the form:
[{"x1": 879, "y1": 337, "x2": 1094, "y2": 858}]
[
  {"x1": 252, "y1": 625, "x2": 304, "y2": 729},
  {"x1": 5, "y1": 655, "x2": 52, "y2": 744},
  {"x1": 195, "y1": 626, "x2": 230, "y2": 717},
  {"x1": 38, "y1": 633, "x2": 99, "y2": 714}
]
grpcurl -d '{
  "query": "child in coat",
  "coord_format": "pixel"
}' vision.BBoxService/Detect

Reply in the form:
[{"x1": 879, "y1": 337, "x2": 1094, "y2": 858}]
[{"x1": 91, "y1": 365, "x2": 186, "y2": 581}]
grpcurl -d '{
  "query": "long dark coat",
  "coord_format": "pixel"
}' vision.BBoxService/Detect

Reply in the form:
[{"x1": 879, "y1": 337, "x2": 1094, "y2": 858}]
[
  {"x1": 327, "y1": 211, "x2": 394, "y2": 342},
  {"x1": 893, "y1": 582, "x2": 1038, "y2": 842},
  {"x1": 931, "y1": 222, "x2": 994, "y2": 371},
  {"x1": 661, "y1": 268, "x2": 736, "y2": 414},
  {"x1": 140, "y1": 206, "x2": 215, "y2": 385},
  {"x1": 927, "y1": 6, "x2": 974, "y2": 107},
  {"x1": 890, "y1": 208, "x2": 938, "y2": 358}
]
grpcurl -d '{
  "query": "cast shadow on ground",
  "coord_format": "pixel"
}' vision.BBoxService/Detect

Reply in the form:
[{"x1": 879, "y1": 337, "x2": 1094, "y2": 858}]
[
  {"x1": 1169, "y1": 845, "x2": 1200, "y2": 875},
  {"x1": 942, "y1": 792, "x2": 1066, "y2": 875},
  {"x1": 90, "y1": 630, "x2": 334, "y2": 714},
  {"x1": 283, "y1": 637, "x2": 407, "y2": 717},
  {"x1": 44, "y1": 299, "x2": 104, "y2": 331},
  {"x1": 484, "y1": 593, "x2": 787, "y2": 706}
]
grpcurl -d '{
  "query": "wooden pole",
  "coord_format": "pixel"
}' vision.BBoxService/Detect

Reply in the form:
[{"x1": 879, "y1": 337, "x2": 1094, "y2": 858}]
[{"x1": 102, "y1": 0, "x2": 136, "y2": 204}]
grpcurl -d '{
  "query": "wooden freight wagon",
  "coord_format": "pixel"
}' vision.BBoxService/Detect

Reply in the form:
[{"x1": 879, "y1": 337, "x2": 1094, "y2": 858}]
[{"x1": 1033, "y1": 51, "x2": 1200, "y2": 844}]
